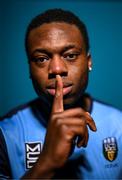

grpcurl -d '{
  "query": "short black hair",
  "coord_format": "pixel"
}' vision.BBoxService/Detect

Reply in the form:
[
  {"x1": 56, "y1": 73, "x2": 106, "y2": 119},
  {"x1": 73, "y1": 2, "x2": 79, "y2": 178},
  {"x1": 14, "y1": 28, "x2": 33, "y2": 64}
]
[{"x1": 25, "y1": 8, "x2": 90, "y2": 55}]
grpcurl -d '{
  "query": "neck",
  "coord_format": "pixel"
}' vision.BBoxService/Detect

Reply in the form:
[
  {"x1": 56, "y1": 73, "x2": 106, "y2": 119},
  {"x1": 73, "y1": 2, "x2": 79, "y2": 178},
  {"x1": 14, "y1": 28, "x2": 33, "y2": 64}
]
[
  {"x1": 36, "y1": 93, "x2": 92, "y2": 125},
  {"x1": 64, "y1": 93, "x2": 92, "y2": 112}
]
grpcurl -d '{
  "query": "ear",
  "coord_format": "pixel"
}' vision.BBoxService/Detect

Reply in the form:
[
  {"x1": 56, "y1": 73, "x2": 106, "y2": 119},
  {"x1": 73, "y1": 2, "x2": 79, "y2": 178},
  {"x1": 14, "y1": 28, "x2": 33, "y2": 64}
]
[{"x1": 87, "y1": 53, "x2": 92, "y2": 71}]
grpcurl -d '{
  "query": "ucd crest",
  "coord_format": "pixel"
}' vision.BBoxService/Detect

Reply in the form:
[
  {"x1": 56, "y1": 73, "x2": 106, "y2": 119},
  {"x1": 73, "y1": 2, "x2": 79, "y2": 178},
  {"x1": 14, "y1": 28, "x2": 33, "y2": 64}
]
[{"x1": 103, "y1": 137, "x2": 118, "y2": 162}]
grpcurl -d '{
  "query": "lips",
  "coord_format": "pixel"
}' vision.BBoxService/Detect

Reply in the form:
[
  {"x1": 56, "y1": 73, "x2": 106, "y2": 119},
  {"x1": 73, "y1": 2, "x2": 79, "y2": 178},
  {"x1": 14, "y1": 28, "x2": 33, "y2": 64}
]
[
  {"x1": 47, "y1": 85, "x2": 72, "y2": 96},
  {"x1": 46, "y1": 82, "x2": 73, "y2": 96}
]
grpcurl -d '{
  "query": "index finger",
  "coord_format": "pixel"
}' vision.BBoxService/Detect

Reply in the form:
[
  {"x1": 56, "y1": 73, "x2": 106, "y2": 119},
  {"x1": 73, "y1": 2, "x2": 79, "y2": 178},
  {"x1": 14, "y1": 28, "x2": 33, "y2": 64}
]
[{"x1": 51, "y1": 75, "x2": 64, "y2": 113}]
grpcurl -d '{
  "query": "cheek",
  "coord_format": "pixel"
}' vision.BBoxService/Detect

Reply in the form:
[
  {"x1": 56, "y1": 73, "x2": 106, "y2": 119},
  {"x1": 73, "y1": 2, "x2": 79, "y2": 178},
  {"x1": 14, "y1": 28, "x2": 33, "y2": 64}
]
[
  {"x1": 69, "y1": 63, "x2": 88, "y2": 89},
  {"x1": 30, "y1": 67, "x2": 47, "y2": 90},
  {"x1": 70, "y1": 66, "x2": 79, "y2": 75},
  {"x1": 69, "y1": 63, "x2": 87, "y2": 81}
]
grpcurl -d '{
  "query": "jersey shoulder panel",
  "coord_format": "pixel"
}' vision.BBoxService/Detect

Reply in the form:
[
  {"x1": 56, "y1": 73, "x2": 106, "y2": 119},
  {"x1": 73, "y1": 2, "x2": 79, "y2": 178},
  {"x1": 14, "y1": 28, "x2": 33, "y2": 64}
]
[
  {"x1": 91, "y1": 100, "x2": 122, "y2": 123},
  {"x1": 0, "y1": 98, "x2": 46, "y2": 179},
  {"x1": 0, "y1": 129, "x2": 12, "y2": 179}
]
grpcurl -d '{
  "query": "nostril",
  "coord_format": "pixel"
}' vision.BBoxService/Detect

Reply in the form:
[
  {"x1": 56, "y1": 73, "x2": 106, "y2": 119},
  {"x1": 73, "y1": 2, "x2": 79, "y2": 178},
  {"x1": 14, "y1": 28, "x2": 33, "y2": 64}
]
[
  {"x1": 48, "y1": 74, "x2": 56, "y2": 79},
  {"x1": 48, "y1": 72, "x2": 68, "y2": 79}
]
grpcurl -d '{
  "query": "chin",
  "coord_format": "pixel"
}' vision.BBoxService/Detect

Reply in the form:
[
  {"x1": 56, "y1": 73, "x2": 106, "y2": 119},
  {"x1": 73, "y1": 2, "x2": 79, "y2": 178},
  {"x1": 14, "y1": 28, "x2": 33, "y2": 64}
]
[
  {"x1": 63, "y1": 91, "x2": 85, "y2": 108},
  {"x1": 63, "y1": 96, "x2": 77, "y2": 108}
]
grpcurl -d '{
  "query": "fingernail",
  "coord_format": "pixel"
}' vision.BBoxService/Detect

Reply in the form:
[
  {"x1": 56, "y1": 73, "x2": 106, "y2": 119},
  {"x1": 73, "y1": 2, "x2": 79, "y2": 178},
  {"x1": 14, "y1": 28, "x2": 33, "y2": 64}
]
[{"x1": 55, "y1": 92, "x2": 60, "y2": 98}]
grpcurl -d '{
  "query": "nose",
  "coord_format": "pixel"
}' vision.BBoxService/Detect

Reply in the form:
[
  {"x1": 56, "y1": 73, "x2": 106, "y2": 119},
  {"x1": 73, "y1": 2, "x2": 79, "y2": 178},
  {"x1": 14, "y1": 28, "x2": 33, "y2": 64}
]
[{"x1": 48, "y1": 55, "x2": 68, "y2": 79}]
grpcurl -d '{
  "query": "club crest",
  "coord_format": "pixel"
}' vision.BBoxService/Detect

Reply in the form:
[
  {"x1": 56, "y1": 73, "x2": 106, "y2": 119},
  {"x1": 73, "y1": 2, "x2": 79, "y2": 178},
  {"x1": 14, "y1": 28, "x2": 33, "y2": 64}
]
[{"x1": 103, "y1": 137, "x2": 118, "y2": 162}]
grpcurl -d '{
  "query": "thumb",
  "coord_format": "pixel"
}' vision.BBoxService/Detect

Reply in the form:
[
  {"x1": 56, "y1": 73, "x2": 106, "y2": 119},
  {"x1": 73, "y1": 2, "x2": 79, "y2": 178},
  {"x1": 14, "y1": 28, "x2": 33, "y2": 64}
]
[{"x1": 51, "y1": 75, "x2": 64, "y2": 113}]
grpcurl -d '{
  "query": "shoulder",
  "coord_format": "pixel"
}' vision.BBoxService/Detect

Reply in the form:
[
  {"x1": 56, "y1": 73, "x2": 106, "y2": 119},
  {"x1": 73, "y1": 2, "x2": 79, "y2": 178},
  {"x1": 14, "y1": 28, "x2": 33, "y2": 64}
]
[
  {"x1": 0, "y1": 98, "x2": 40, "y2": 129},
  {"x1": 92, "y1": 99, "x2": 122, "y2": 116},
  {"x1": 91, "y1": 98, "x2": 122, "y2": 128}
]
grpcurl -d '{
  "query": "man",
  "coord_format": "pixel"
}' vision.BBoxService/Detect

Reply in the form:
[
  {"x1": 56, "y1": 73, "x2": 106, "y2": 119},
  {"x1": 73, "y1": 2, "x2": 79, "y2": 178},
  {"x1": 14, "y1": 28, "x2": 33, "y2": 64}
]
[{"x1": 0, "y1": 9, "x2": 122, "y2": 179}]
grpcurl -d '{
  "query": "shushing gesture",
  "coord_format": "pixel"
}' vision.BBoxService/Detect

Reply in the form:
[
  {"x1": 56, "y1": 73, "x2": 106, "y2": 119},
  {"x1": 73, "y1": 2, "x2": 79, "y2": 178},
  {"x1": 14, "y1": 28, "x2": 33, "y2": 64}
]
[{"x1": 42, "y1": 75, "x2": 97, "y2": 169}]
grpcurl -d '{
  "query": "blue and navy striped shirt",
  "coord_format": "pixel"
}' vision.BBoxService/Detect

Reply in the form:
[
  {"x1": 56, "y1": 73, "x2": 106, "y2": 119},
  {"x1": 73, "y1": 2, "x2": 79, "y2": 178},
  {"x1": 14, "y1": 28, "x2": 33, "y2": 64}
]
[{"x1": 0, "y1": 97, "x2": 122, "y2": 179}]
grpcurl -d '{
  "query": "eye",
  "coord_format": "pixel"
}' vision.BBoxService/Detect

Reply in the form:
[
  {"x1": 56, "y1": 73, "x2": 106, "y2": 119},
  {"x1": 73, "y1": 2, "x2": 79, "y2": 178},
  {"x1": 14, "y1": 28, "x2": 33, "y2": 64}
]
[
  {"x1": 63, "y1": 53, "x2": 79, "y2": 61},
  {"x1": 31, "y1": 56, "x2": 49, "y2": 64}
]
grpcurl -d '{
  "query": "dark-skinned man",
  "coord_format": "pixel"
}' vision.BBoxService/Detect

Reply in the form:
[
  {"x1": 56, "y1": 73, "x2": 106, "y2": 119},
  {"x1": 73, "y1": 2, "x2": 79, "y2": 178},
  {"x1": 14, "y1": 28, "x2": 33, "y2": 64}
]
[{"x1": 0, "y1": 9, "x2": 122, "y2": 179}]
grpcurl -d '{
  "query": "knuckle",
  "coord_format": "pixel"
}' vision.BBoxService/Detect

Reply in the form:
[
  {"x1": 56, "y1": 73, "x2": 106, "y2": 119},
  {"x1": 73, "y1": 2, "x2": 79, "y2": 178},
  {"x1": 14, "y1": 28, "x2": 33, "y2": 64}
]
[
  {"x1": 76, "y1": 107, "x2": 84, "y2": 114},
  {"x1": 55, "y1": 118, "x2": 63, "y2": 127},
  {"x1": 76, "y1": 107, "x2": 86, "y2": 117},
  {"x1": 52, "y1": 116, "x2": 66, "y2": 130},
  {"x1": 78, "y1": 107, "x2": 85, "y2": 112},
  {"x1": 61, "y1": 124, "x2": 68, "y2": 133},
  {"x1": 79, "y1": 117, "x2": 86, "y2": 126},
  {"x1": 51, "y1": 112, "x2": 61, "y2": 122}
]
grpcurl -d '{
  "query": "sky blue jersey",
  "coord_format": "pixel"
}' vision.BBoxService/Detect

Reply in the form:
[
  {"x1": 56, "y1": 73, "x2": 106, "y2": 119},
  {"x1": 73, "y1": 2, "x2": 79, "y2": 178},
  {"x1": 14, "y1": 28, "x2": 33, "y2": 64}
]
[{"x1": 0, "y1": 97, "x2": 122, "y2": 179}]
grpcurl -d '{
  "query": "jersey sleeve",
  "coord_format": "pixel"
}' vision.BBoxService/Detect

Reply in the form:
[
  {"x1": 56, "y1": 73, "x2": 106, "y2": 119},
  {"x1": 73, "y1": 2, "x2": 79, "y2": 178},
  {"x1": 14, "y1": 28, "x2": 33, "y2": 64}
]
[{"x1": 0, "y1": 129, "x2": 12, "y2": 179}]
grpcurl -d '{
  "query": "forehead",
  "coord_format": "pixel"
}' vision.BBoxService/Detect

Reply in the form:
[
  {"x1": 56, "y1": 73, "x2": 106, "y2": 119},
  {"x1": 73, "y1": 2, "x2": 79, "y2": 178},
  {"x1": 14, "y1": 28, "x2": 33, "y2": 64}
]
[{"x1": 27, "y1": 22, "x2": 84, "y2": 52}]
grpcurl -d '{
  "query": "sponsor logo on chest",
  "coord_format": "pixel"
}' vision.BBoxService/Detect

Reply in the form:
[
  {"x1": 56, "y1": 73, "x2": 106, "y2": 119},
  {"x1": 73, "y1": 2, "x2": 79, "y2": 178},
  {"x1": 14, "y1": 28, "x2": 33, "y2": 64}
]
[{"x1": 25, "y1": 142, "x2": 42, "y2": 169}]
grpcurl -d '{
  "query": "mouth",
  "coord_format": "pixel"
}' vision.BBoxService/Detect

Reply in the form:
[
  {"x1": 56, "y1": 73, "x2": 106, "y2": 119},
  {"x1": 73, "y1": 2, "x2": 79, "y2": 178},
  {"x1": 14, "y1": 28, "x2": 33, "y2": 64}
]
[{"x1": 46, "y1": 83, "x2": 73, "y2": 96}]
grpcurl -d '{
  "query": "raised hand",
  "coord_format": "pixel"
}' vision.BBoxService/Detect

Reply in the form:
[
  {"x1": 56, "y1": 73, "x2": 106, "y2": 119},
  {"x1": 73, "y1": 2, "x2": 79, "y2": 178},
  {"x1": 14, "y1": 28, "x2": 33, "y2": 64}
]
[
  {"x1": 22, "y1": 75, "x2": 97, "y2": 179},
  {"x1": 42, "y1": 75, "x2": 97, "y2": 169}
]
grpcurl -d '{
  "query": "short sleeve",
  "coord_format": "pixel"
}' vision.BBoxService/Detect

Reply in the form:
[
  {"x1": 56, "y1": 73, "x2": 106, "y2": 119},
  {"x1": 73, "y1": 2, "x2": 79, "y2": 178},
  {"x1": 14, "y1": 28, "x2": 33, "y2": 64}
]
[{"x1": 0, "y1": 129, "x2": 12, "y2": 179}]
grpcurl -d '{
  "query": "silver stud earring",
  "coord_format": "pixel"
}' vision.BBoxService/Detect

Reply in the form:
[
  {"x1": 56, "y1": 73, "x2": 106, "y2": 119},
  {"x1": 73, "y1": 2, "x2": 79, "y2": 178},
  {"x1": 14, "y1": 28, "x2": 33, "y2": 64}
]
[{"x1": 89, "y1": 67, "x2": 92, "y2": 71}]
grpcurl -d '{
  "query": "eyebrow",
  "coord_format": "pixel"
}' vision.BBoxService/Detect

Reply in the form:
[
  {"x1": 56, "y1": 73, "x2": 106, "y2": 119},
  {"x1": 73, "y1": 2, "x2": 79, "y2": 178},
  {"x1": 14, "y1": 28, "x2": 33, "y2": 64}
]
[
  {"x1": 31, "y1": 44, "x2": 82, "y2": 56},
  {"x1": 31, "y1": 49, "x2": 52, "y2": 57},
  {"x1": 61, "y1": 45, "x2": 76, "y2": 53}
]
